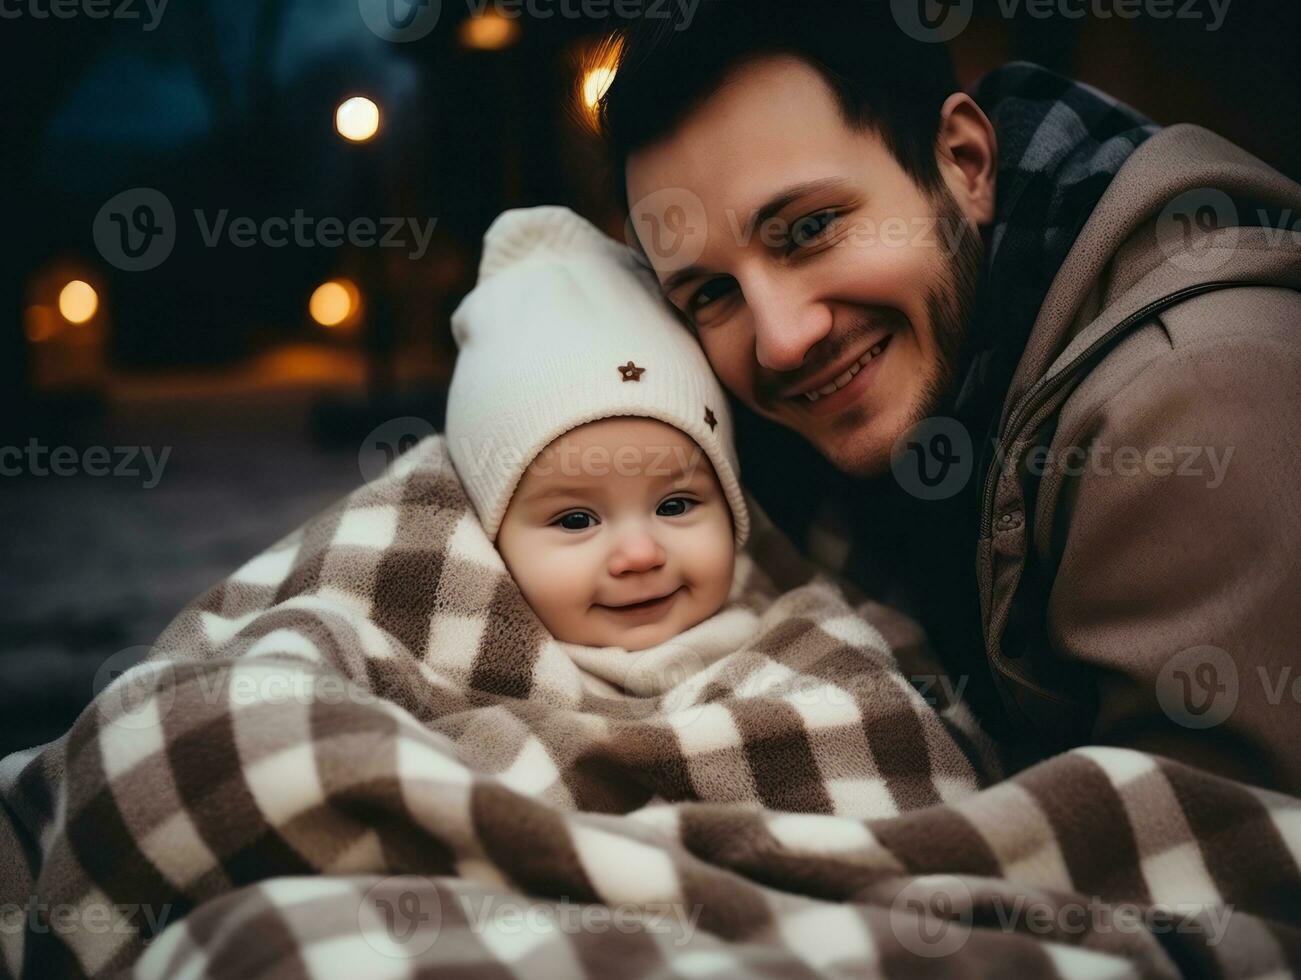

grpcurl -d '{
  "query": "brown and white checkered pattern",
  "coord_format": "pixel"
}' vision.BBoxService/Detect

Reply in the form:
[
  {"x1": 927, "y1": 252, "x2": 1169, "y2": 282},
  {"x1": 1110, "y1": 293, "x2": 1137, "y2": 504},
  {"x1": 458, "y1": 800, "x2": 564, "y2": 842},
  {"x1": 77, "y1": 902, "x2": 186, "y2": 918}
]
[{"x1": 1, "y1": 437, "x2": 1296, "y2": 979}]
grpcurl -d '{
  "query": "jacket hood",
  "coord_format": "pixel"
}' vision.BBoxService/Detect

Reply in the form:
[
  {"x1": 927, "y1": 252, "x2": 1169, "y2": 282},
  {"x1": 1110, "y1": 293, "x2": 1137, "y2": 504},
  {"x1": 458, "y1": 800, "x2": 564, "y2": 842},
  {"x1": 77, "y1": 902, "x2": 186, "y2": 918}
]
[{"x1": 1005, "y1": 123, "x2": 1301, "y2": 419}]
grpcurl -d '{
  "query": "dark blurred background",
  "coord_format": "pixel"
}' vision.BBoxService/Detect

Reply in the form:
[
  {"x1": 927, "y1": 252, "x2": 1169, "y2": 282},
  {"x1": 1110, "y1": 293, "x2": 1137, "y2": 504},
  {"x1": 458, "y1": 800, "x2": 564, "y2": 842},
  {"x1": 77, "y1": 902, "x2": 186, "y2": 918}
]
[{"x1": 2, "y1": 0, "x2": 1299, "y2": 756}]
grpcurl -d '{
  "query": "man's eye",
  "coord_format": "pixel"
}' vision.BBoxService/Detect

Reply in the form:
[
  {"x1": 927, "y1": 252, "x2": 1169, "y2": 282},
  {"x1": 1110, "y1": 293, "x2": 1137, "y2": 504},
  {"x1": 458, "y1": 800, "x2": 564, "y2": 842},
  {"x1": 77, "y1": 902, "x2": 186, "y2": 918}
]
[
  {"x1": 555, "y1": 511, "x2": 597, "y2": 531},
  {"x1": 687, "y1": 277, "x2": 736, "y2": 315},
  {"x1": 788, "y1": 211, "x2": 840, "y2": 251}
]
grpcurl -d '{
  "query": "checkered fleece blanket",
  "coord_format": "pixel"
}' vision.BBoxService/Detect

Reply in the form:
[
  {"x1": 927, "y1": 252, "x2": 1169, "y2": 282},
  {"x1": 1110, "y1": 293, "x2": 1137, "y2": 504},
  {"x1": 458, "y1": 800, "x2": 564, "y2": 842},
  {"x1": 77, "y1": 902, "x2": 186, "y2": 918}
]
[{"x1": 2, "y1": 436, "x2": 1298, "y2": 979}]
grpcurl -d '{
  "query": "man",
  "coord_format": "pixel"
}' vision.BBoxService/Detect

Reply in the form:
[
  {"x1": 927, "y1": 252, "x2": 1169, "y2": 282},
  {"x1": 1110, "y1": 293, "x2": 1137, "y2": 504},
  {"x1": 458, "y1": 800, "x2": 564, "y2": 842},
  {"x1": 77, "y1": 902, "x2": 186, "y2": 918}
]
[{"x1": 599, "y1": 0, "x2": 1301, "y2": 792}]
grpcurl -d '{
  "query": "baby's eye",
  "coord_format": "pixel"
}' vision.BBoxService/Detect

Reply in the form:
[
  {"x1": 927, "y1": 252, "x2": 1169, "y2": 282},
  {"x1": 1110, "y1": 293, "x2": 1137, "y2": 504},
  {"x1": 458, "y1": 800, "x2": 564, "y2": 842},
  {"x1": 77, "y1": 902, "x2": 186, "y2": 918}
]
[
  {"x1": 657, "y1": 497, "x2": 696, "y2": 517},
  {"x1": 555, "y1": 511, "x2": 597, "y2": 531}
]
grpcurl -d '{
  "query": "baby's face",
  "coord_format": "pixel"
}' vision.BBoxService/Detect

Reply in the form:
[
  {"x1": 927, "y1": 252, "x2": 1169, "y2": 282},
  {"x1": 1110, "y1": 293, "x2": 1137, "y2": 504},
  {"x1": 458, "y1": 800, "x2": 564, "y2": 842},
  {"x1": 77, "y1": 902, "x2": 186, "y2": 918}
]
[{"x1": 497, "y1": 417, "x2": 735, "y2": 651}]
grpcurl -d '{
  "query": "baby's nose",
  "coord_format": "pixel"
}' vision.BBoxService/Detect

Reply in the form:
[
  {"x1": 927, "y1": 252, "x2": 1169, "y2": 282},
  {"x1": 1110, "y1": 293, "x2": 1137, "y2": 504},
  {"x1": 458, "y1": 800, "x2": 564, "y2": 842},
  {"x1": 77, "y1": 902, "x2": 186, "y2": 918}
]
[{"x1": 607, "y1": 527, "x2": 666, "y2": 576}]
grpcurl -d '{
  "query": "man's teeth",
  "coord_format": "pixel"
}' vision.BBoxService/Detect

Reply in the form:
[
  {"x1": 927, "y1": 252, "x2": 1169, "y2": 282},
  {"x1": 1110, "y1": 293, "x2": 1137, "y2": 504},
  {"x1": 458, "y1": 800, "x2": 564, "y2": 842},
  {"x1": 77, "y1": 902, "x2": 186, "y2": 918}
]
[{"x1": 804, "y1": 339, "x2": 888, "y2": 402}]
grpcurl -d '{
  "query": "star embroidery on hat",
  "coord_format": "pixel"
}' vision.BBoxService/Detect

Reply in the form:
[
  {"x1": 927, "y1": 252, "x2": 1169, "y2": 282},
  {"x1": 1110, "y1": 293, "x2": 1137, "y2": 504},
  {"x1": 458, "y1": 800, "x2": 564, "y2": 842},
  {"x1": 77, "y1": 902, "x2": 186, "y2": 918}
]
[
  {"x1": 704, "y1": 407, "x2": 717, "y2": 431},
  {"x1": 618, "y1": 361, "x2": 645, "y2": 382}
]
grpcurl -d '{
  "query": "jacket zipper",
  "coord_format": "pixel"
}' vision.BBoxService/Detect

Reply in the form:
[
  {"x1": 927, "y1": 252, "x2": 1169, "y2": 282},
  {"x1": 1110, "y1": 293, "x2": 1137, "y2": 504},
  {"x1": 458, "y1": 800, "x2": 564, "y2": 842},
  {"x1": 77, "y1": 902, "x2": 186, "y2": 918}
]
[{"x1": 979, "y1": 280, "x2": 1245, "y2": 537}]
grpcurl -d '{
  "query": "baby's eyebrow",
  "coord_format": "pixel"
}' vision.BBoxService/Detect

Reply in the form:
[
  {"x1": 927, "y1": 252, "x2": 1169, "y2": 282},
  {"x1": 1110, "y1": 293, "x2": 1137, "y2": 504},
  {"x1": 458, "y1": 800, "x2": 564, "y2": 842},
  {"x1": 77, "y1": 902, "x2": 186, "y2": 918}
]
[
  {"x1": 518, "y1": 483, "x2": 595, "y2": 503},
  {"x1": 517, "y1": 463, "x2": 702, "y2": 499}
]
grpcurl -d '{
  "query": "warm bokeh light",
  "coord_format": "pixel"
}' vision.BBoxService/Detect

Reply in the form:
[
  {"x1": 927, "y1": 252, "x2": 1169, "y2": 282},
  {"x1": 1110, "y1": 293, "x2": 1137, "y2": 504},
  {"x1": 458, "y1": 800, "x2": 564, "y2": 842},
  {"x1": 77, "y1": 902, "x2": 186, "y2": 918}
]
[
  {"x1": 58, "y1": 280, "x2": 98, "y2": 324},
  {"x1": 24, "y1": 305, "x2": 58, "y2": 343},
  {"x1": 335, "y1": 97, "x2": 380, "y2": 142},
  {"x1": 458, "y1": 10, "x2": 521, "y2": 50},
  {"x1": 582, "y1": 65, "x2": 617, "y2": 112},
  {"x1": 309, "y1": 279, "x2": 360, "y2": 328},
  {"x1": 575, "y1": 36, "x2": 622, "y2": 132}
]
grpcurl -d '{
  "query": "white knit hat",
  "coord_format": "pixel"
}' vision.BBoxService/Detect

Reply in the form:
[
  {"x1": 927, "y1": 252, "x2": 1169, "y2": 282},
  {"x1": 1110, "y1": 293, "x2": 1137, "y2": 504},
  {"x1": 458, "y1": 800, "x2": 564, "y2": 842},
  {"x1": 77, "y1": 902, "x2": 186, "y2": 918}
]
[{"x1": 446, "y1": 205, "x2": 749, "y2": 547}]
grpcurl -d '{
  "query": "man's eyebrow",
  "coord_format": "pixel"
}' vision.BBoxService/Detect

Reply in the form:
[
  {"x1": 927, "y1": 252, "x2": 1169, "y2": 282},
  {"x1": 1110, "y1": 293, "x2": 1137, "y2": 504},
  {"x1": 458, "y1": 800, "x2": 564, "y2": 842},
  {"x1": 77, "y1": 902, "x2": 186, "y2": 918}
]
[{"x1": 658, "y1": 177, "x2": 851, "y2": 295}]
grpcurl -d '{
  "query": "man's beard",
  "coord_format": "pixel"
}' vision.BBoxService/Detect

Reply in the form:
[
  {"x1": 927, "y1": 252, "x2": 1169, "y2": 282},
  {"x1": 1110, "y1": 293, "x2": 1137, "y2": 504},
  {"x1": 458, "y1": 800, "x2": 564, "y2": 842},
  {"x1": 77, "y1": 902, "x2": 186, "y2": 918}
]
[
  {"x1": 745, "y1": 184, "x2": 986, "y2": 477},
  {"x1": 910, "y1": 184, "x2": 985, "y2": 432},
  {"x1": 821, "y1": 185, "x2": 985, "y2": 477}
]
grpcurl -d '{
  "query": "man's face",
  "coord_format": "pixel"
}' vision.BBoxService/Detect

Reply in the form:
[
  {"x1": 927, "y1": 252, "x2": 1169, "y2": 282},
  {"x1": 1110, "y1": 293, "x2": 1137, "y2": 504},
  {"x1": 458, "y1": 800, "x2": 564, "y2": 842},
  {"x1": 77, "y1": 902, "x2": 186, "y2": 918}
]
[{"x1": 625, "y1": 55, "x2": 989, "y2": 477}]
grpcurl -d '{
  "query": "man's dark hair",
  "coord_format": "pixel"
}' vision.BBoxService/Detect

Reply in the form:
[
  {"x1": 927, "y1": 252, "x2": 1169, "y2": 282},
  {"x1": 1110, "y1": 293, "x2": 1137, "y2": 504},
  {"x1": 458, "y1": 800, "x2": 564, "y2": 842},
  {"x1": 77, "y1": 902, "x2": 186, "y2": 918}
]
[{"x1": 597, "y1": 0, "x2": 961, "y2": 212}]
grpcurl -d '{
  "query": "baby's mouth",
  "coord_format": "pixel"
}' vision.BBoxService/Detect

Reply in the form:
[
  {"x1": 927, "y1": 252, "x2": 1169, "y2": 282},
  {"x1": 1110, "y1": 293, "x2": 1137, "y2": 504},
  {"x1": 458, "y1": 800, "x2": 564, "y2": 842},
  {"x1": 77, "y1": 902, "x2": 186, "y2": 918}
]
[{"x1": 597, "y1": 586, "x2": 683, "y2": 614}]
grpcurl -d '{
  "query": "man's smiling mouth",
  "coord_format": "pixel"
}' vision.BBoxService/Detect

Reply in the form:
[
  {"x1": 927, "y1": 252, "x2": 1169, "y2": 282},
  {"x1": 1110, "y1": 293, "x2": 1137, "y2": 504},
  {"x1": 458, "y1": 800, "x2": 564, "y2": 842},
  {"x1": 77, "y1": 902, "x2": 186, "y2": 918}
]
[
  {"x1": 802, "y1": 335, "x2": 892, "y2": 402},
  {"x1": 776, "y1": 332, "x2": 894, "y2": 406}
]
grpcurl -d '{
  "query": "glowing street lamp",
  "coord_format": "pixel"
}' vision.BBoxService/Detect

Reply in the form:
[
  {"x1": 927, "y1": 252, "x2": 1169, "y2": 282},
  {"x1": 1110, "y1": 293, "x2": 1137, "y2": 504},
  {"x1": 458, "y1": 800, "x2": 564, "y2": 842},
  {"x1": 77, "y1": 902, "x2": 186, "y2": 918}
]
[
  {"x1": 58, "y1": 280, "x2": 98, "y2": 324},
  {"x1": 310, "y1": 279, "x2": 361, "y2": 329},
  {"x1": 582, "y1": 65, "x2": 616, "y2": 113},
  {"x1": 335, "y1": 96, "x2": 381, "y2": 142},
  {"x1": 576, "y1": 38, "x2": 621, "y2": 131}
]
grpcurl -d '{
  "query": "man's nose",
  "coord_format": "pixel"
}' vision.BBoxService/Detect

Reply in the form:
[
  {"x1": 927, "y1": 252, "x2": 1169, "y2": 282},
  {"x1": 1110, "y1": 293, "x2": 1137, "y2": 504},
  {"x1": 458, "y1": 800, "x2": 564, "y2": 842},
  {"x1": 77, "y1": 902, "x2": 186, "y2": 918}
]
[
  {"x1": 745, "y1": 274, "x2": 832, "y2": 372},
  {"x1": 607, "y1": 524, "x2": 667, "y2": 576}
]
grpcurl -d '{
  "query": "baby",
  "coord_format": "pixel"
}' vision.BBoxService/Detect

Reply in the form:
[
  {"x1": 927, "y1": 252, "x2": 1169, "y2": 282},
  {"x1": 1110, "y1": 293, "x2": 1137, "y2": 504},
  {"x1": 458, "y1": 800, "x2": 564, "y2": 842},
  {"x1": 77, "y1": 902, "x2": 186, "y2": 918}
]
[{"x1": 445, "y1": 205, "x2": 751, "y2": 652}]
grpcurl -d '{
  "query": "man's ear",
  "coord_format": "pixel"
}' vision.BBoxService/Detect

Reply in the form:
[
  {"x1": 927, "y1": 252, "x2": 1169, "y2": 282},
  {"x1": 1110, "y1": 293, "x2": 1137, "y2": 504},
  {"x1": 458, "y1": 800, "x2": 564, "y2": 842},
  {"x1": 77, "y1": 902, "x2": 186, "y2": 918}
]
[{"x1": 935, "y1": 93, "x2": 998, "y2": 227}]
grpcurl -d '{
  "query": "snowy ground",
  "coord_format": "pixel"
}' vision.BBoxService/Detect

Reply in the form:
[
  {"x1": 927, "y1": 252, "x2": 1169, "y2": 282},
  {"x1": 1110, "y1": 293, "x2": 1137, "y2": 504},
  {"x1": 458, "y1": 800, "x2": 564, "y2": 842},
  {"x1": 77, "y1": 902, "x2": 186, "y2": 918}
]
[{"x1": 0, "y1": 367, "x2": 429, "y2": 757}]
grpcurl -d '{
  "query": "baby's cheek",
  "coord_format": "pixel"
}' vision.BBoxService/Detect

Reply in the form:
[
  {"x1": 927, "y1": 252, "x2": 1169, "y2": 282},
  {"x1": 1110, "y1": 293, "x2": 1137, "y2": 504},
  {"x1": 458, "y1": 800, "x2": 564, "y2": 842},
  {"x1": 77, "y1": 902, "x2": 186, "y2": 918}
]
[
  {"x1": 521, "y1": 581, "x2": 585, "y2": 643},
  {"x1": 530, "y1": 559, "x2": 585, "y2": 611},
  {"x1": 693, "y1": 520, "x2": 736, "y2": 613}
]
